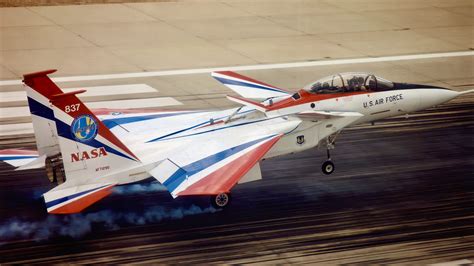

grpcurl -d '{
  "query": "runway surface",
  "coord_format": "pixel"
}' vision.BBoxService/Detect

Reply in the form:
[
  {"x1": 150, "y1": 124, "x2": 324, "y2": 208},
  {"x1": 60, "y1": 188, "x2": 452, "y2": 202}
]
[{"x1": 0, "y1": 96, "x2": 472, "y2": 264}]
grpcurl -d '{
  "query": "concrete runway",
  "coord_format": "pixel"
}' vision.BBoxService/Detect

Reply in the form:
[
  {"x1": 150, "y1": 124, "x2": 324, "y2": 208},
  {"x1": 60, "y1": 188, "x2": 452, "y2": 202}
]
[{"x1": 0, "y1": 0, "x2": 473, "y2": 264}]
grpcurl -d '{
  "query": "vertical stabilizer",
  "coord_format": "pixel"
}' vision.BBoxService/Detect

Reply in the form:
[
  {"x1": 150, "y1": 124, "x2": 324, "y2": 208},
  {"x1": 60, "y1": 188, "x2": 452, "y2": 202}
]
[
  {"x1": 23, "y1": 70, "x2": 63, "y2": 157},
  {"x1": 50, "y1": 89, "x2": 141, "y2": 182}
]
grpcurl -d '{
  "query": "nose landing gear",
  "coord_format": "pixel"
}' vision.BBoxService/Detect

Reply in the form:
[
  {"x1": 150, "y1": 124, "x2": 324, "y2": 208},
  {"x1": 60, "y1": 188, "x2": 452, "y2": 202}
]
[
  {"x1": 322, "y1": 147, "x2": 335, "y2": 175},
  {"x1": 322, "y1": 134, "x2": 338, "y2": 175}
]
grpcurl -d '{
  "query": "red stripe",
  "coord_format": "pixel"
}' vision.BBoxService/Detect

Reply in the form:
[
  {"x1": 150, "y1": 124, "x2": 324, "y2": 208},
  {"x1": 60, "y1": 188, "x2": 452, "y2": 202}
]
[
  {"x1": 0, "y1": 149, "x2": 38, "y2": 155},
  {"x1": 177, "y1": 135, "x2": 282, "y2": 196},
  {"x1": 215, "y1": 71, "x2": 289, "y2": 92},
  {"x1": 266, "y1": 90, "x2": 370, "y2": 111},
  {"x1": 227, "y1": 95, "x2": 268, "y2": 110},
  {"x1": 49, "y1": 185, "x2": 115, "y2": 214}
]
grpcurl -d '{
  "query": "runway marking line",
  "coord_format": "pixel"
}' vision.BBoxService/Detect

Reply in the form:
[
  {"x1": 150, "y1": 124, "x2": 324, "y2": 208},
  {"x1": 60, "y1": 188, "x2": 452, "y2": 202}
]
[
  {"x1": 0, "y1": 84, "x2": 157, "y2": 103},
  {"x1": 1, "y1": 51, "x2": 473, "y2": 86},
  {"x1": 0, "y1": 97, "x2": 182, "y2": 119}
]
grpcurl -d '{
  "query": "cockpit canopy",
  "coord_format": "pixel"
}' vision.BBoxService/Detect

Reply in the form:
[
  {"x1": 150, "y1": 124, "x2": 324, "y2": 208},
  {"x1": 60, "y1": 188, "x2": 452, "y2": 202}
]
[{"x1": 303, "y1": 72, "x2": 394, "y2": 94}]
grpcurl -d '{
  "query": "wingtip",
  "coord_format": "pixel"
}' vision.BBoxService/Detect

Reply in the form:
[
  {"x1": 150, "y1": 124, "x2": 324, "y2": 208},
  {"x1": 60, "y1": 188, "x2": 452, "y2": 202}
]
[{"x1": 211, "y1": 70, "x2": 234, "y2": 77}]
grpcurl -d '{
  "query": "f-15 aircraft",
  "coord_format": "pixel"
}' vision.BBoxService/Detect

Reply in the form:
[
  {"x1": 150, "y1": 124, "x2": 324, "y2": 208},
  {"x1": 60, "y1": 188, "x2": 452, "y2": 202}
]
[{"x1": 1, "y1": 70, "x2": 471, "y2": 214}]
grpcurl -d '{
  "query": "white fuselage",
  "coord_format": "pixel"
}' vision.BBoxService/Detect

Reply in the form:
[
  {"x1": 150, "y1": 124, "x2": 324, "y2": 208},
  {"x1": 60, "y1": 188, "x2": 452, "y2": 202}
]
[{"x1": 96, "y1": 87, "x2": 460, "y2": 186}]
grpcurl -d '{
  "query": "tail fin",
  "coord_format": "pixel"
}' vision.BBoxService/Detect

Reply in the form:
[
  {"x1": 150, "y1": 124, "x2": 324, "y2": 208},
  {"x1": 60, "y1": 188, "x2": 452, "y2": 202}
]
[
  {"x1": 27, "y1": 71, "x2": 141, "y2": 214},
  {"x1": 23, "y1": 70, "x2": 62, "y2": 157},
  {"x1": 50, "y1": 89, "x2": 141, "y2": 182},
  {"x1": 212, "y1": 71, "x2": 290, "y2": 99}
]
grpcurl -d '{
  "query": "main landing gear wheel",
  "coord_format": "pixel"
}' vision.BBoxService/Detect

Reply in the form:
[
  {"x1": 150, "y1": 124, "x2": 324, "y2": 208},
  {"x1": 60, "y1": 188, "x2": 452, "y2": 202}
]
[
  {"x1": 211, "y1": 193, "x2": 231, "y2": 209},
  {"x1": 322, "y1": 160, "x2": 335, "y2": 175}
]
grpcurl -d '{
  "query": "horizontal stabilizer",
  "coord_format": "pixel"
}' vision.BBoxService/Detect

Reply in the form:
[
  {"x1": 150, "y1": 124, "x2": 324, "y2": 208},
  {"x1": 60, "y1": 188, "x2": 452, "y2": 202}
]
[
  {"x1": 212, "y1": 71, "x2": 290, "y2": 99},
  {"x1": 0, "y1": 149, "x2": 39, "y2": 168},
  {"x1": 16, "y1": 154, "x2": 46, "y2": 170},
  {"x1": 44, "y1": 183, "x2": 115, "y2": 214}
]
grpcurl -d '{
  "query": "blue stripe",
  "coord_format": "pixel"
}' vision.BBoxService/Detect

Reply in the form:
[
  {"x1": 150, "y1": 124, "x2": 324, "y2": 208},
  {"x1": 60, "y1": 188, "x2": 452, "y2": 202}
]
[
  {"x1": 147, "y1": 120, "x2": 210, "y2": 143},
  {"x1": 45, "y1": 184, "x2": 109, "y2": 209},
  {"x1": 27, "y1": 97, "x2": 55, "y2": 120},
  {"x1": 214, "y1": 76, "x2": 288, "y2": 94},
  {"x1": 163, "y1": 135, "x2": 274, "y2": 193},
  {"x1": 1, "y1": 155, "x2": 37, "y2": 160},
  {"x1": 55, "y1": 118, "x2": 136, "y2": 161},
  {"x1": 147, "y1": 109, "x2": 255, "y2": 143},
  {"x1": 150, "y1": 117, "x2": 275, "y2": 143},
  {"x1": 103, "y1": 112, "x2": 198, "y2": 129}
]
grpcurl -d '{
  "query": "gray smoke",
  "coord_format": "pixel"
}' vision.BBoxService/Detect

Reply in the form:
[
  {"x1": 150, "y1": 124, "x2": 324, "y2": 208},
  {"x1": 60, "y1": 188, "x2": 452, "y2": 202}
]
[
  {"x1": 0, "y1": 205, "x2": 217, "y2": 244},
  {"x1": 1, "y1": 181, "x2": 217, "y2": 244},
  {"x1": 112, "y1": 181, "x2": 167, "y2": 195}
]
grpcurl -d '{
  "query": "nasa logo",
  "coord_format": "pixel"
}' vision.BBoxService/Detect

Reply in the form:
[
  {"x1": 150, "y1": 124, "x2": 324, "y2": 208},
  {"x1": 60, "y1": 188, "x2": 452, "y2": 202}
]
[
  {"x1": 71, "y1": 115, "x2": 98, "y2": 142},
  {"x1": 71, "y1": 147, "x2": 108, "y2": 162}
]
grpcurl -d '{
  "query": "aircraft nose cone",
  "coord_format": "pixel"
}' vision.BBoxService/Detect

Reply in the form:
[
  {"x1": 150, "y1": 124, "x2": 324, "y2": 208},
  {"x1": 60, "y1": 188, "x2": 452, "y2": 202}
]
[{"x1": 419, "y1": 88, "x2": 459, "y2": 109}]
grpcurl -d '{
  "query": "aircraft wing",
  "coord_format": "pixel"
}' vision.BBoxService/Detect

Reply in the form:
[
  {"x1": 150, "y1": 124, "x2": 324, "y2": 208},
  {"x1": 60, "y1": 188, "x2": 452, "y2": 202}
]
[{"x1": 148, "y1": 133, "x2": 283, "y2": 198}]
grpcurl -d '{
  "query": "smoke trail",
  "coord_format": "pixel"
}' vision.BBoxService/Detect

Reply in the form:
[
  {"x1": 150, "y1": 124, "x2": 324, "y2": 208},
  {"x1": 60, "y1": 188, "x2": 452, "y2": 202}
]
[
  {"x1": 0, "y1": 205, "x2": 217, "y2": 244},
  {"x1": 112, "y1": 181, "x2": 167, "y2": 195}
]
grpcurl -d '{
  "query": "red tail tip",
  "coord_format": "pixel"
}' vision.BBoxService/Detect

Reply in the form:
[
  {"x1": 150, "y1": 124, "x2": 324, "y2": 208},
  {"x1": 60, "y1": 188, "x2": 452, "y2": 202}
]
[{"x1": 23, "y1": 69, "x2": 57, "y2": 81}]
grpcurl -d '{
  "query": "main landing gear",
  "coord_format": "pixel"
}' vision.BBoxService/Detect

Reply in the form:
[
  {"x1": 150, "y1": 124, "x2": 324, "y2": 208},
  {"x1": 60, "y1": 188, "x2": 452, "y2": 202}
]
[
  {"x1": 211, "y1": 192, "x2": 231, "y2": 209},
  {"x1": 322, "y1": 133, "x2": 338, "y2": 175}
]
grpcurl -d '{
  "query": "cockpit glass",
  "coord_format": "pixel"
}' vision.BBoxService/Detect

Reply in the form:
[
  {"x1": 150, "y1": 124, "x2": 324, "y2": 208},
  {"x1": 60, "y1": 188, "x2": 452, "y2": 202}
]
[
  {"x1": 304, "y1": 72, "x2": 394, "y2": 94},
  {"x1": 376, "y1": 77, "x2": 394, "y2": 91}
]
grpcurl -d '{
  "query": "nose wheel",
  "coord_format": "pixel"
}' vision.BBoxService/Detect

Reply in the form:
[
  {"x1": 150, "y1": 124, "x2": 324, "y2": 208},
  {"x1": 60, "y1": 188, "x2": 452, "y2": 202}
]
[
  {"x1": 322, "y1": 160, "x2": 335, "y2": 175},
  {"x1": 321, "y1": 134, "x2": 338, "y2": 175}
]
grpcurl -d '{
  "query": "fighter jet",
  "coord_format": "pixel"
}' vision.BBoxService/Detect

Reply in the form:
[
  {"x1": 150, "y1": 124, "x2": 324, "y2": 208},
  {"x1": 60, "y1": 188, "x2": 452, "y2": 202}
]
[{"x1": 1, "y1": 70, "x2": 471, "y2": 214}]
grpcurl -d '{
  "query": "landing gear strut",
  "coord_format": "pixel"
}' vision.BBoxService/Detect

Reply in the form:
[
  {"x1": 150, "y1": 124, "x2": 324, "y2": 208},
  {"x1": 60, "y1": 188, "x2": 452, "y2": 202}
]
[
  {"x1": 322, "y1": 133, "x2": 339, "y2": 175},
  {"x1": 211, "y1": 193, "x2": 231, "y2": 209}
]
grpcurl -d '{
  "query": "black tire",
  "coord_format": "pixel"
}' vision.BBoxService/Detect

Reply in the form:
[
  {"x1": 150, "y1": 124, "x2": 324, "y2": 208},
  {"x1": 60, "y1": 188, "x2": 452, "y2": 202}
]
[
  {"x1": 45, "y1": 158, "x2": 56, "y2": 183},
  {"x1": 211, "y1": 193, "x2": 231, "y2": 209},
  {"x1": 55, "y1": 166, "x2": 65, "y2": 184},
  {"x1": 322, "y1": 160, "x2": 335, "y2": 175}
]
